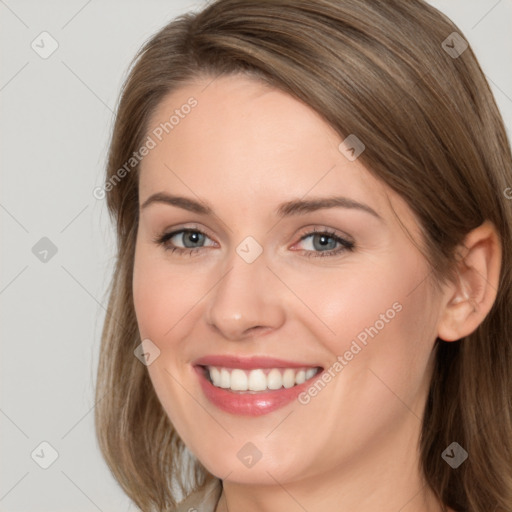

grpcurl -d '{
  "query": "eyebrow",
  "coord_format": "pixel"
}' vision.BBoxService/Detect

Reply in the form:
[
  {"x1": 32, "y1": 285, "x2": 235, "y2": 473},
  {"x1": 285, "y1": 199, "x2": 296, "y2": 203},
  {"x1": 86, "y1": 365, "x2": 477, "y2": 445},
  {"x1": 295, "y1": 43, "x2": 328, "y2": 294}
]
[{"x1": 140, "y1": 192, "x2": 382, "y2": 220}]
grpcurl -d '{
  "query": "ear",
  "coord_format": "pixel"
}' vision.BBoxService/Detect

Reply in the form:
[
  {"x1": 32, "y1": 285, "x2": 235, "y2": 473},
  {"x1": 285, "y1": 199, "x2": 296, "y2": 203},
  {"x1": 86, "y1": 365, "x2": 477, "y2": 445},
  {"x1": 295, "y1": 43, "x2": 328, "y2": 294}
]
[{"x1": 437, "y1": 220, "x2": 502, "y2": 342}]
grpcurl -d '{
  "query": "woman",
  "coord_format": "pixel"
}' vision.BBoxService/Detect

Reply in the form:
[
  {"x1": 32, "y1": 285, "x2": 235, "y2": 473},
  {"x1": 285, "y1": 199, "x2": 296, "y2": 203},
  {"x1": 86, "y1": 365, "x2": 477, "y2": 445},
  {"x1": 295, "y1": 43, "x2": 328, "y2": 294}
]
[{"x1": 94, "y1": 1, "x2": 512, "y2": 511}]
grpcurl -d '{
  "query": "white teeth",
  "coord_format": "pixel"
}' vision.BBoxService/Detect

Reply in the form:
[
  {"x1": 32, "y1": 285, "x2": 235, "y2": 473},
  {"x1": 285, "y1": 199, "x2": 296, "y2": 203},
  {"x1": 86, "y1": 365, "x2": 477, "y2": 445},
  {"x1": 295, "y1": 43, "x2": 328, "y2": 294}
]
[
  {"x1": 206, "y1": 366, "x2": 320, "y2": 392},
  {"x1": 248, "y1": 369, "x2": 267, "y2": 391},
  {"x1": 267, "y1": 368, "x2": 282, "y2": 390},
  {"x1": 282, "y1": 368, "x2": 296, "y2": 388},
  {"x1": 210, "y1": 367, "x2": 221, "y2": 386},
  {"x1": 219, "y1": 368, "x2": 230, "y2": 388},
  {"x1": 230, "y1": 369, "x2": 248, "y2": 391},
  {"x1": 305, "y1": 368, "x2": 316, "y2": 380}
]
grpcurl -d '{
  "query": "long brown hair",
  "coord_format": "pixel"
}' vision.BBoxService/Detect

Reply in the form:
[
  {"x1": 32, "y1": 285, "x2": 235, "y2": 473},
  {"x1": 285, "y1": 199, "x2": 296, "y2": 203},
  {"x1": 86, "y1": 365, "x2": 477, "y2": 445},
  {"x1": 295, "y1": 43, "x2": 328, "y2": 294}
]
[{"x1": 94, "y1": 1, "x2": 512, "y2": 510}]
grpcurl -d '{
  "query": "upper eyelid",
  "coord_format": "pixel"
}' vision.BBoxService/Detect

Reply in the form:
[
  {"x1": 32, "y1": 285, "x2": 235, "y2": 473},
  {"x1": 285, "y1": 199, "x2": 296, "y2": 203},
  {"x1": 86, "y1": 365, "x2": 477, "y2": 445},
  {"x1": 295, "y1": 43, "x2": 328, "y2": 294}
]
[
  {"x1": 166, "y1": 224, "x2": 217, "y2": 243},
  {"x1": 297, "y1": 226, "x2": 353, "y2": 242}
]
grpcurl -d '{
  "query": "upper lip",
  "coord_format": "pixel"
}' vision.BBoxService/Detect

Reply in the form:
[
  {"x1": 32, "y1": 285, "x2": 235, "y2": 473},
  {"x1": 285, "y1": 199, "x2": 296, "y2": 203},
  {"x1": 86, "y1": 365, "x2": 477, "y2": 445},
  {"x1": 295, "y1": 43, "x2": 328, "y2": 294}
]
[{"x1": 193, "y1": 355, "x2": 322, "y2": 370}]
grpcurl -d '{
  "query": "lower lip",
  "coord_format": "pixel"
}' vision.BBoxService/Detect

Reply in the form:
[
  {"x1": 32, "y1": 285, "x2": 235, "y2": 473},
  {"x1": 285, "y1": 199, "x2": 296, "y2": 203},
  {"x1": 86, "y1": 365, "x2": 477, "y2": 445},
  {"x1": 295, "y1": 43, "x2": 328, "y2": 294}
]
[{"x1": 194, "y1": 366, "x2": 321, "y2": 416}]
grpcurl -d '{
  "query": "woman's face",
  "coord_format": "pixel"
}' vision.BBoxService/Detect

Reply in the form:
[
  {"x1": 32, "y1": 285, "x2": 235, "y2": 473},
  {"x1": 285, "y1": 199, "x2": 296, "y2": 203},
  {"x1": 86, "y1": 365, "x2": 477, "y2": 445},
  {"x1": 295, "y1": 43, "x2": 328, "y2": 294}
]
[{"x1": 133, "y1": 74, "x2": 444, "y2": 485}]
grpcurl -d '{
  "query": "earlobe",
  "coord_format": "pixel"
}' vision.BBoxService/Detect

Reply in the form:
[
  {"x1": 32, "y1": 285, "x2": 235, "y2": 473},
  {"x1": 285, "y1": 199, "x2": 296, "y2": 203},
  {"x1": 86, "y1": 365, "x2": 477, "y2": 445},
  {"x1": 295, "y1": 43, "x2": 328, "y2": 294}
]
[{"x1": 437, "y1": 220, "x2": 502, "y2": 342}]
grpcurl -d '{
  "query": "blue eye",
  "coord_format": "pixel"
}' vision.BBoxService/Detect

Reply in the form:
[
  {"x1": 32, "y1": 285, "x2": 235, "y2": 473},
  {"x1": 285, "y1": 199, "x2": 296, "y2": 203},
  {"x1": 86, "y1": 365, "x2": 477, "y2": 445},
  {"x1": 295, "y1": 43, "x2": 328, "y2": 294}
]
[
  {"x1": 154, "y1": 227, "x2": 355, "y2": 258},
  {"x1": 154, "y1": 228, "x2": 216, "y2": 255},
  {"x1": 295, "y1": 228, "x2": 355, "y2": 258}
]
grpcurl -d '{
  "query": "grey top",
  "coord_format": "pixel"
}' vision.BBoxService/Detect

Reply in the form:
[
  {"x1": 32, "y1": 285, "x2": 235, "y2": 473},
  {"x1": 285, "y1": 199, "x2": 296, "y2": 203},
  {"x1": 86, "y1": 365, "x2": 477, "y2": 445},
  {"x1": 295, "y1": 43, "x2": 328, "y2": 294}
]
[{"x1": 175, "y1": 478, "x2": 222, "y2": 512}]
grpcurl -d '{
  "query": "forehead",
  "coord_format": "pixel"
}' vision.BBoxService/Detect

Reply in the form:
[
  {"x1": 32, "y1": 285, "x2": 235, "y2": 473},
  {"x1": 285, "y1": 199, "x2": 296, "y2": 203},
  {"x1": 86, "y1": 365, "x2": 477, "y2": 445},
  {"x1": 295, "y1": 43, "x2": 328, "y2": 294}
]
[{"x1": 138, "y1": 74, "x2": 411, "y2": 227}]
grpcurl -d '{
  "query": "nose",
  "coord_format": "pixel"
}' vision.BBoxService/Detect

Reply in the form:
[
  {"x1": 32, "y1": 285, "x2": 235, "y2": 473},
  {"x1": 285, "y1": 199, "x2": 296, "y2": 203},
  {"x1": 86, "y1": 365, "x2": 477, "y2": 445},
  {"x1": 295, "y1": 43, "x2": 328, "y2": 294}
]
[{"x1": 204, "y1": 246, "x2": 286, "y2": 341}]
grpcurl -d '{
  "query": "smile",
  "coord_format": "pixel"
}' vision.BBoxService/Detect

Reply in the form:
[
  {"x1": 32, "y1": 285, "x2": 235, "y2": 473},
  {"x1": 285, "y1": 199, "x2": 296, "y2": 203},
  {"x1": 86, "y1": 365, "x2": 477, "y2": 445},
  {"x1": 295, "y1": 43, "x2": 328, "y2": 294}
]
[
  {"x1": 204, "y1": 366, "x2": 321, "y2": 392},
  {"x1": 193, "y1": 355, "x2": 324, "y2": 416}
]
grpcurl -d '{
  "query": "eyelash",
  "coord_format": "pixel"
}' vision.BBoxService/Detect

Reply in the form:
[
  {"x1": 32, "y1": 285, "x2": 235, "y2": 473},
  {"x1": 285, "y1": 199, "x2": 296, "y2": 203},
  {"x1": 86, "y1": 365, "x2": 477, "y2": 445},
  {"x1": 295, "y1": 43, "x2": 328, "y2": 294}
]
[{"x1": 153, "y1": 226, "x2": 355, "y2": 258}]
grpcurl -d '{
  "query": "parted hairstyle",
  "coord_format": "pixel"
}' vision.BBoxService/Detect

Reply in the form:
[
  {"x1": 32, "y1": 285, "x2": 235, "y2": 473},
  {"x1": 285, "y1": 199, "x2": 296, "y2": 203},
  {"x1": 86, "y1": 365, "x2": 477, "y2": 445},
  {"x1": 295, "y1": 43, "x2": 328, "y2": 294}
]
[{"x1": 94, "y1": 1, "x2": 512, "y2": 510}]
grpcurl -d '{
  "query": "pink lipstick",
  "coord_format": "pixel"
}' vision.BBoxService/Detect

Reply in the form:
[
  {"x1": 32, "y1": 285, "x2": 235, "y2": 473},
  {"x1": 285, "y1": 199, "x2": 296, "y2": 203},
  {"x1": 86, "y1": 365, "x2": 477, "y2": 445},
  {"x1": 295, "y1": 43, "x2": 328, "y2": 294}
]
[{"x1": 193, "y1": 355, "x2": 323, "y2": 416}]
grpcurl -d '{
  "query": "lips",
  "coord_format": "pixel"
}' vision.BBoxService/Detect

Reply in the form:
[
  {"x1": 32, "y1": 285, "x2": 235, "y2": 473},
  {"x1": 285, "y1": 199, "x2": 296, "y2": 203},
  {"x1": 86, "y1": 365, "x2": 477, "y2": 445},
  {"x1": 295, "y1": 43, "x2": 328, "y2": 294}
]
[{"x1": 193, "y1": 355, "x2": 323, "y2": 416}]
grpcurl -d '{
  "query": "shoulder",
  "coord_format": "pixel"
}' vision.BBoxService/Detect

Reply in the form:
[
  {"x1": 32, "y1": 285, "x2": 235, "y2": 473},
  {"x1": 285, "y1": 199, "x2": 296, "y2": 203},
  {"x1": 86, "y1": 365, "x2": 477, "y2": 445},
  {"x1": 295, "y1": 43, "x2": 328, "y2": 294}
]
[{"x1": 175, "y1": 478, "x2": 222, "y2": 512}]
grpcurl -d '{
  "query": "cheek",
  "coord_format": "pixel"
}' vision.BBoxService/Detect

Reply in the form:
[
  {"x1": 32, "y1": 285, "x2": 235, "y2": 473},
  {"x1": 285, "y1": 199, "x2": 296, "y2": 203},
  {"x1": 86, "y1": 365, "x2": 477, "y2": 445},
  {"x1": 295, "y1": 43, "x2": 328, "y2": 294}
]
[
  {"x1": 132, "y1": 247, "x2": 208, "y2": 343},
  {"x1": 277, "y1": 253, "x2": 432, "y2": 352},
  {"x1": 283, "y1": 257, "x2": 438, "y2": 461},
  {"x1": 286, "y1": 248, "x2": 438, "y2": 402}
]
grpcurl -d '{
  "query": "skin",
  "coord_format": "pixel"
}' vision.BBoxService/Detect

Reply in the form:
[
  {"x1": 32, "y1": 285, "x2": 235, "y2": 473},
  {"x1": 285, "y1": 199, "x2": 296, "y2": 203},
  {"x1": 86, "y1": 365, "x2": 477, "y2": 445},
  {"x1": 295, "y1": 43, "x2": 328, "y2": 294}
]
[{"x1": 132, "y1": 74, "x2": 501, "y2": 512}]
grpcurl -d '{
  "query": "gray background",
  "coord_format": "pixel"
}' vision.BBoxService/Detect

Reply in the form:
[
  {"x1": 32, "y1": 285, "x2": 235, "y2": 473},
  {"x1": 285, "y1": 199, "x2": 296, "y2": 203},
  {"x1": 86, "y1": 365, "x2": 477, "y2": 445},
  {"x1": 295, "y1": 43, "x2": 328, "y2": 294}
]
[{"x1": 1, "y1": 1, "x2": 511, "y2": 510}]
